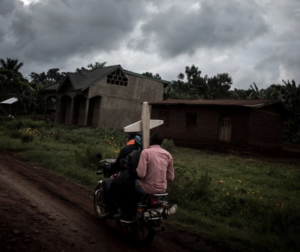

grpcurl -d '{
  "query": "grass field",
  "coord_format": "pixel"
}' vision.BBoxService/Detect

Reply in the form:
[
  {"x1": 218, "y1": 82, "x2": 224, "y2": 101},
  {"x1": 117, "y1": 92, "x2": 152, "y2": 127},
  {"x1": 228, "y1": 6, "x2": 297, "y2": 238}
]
[{"x1": 0, "y1": 117, "x2": 299, "y2": 252}]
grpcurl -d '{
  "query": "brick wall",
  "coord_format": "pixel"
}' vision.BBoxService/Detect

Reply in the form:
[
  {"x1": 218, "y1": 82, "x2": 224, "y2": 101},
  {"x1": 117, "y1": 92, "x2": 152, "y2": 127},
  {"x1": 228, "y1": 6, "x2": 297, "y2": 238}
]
[
  {"x1": 151, "y1": 104, "x2": 284, "y2": 150},
  {"x1": 151, "y1": 105, "x2": 252, "y2": 148},
  {"x1": 249, "y1": 106, "x2": 284, "y2": 147},
  {"x1": 151, "y1": 106, "x2": 217, "y2": 147},
  {"x1": 229, "y1": 108, "x2": 250, "y2": 147}
]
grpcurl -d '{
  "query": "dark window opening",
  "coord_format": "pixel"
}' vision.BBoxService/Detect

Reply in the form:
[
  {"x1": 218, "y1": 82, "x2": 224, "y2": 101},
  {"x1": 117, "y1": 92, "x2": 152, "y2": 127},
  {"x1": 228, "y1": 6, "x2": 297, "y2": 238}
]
[
  {"x1": 186, "y1": 112, "x2": 197, "y2": 127},
  {"x1": 107, "y1": 69, "x2": 128, "y2": 86},
  {"x1": 159, "y1": 111, "x2": 170, "y2": 127}
]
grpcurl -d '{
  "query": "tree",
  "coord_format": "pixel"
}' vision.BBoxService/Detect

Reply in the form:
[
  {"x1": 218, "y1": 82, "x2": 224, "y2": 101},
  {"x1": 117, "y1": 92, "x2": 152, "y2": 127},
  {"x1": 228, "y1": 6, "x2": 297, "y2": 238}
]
[
  {"x1": 246, "y1": 80, "x2": 300, "y2": 143},
  {"x1": 87, "y1": 61, "x2": 107, "y2": 70},
  {"x1": 142, "y1": 72, "x2": 162, "y2": 80},
  {"x1": 29, "y1": 68, "x2": 66, "y2": 85},
  {"x1": 0, "y1": 62, "x2": 28, "y2": 102},
  {"x1": 0, "y1": 58, "x2": 24, "y2": 73},
  {"x1": 282, "y1": 80, "x2": 300, "y2": 141},
  {"x1": 164, "y1": 65, "x2": 232, "y2": 100}
]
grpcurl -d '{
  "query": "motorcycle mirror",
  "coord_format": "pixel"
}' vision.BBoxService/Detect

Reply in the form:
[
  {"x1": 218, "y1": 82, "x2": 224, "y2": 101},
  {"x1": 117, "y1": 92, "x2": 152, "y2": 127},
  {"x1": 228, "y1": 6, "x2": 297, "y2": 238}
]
[{"x1": 96, "y1": 153, "x2": 102, "y2": 161}]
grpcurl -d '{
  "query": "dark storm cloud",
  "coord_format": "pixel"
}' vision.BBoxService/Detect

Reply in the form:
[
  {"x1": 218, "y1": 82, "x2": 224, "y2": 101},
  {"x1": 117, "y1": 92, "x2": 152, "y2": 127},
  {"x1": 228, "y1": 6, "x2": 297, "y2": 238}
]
[
  {"x1": 0, "y1": 0, "x2": 17, "y2": 16},
  {"x1": 132, "y1": 0, "x2": 269, "y2": 58},
  {"x1": 0, "y1": 0, "x2": 146, "y2": 63}
]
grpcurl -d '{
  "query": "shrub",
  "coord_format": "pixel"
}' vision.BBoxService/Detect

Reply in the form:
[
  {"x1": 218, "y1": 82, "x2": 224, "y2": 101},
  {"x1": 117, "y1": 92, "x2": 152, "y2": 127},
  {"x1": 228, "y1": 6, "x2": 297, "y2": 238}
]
[
  {"x1": 21, "y1": 133, "x2": 34, "y2": 143},
  {"x1": 162, "y1": 139, "x2": 175, "y2": 152},
  {"x1": 75, "y1": 145, "x2": 100, "y2": 170},
  {"x1": 0, "y1": 107, "x2": 7, "y2": 116},
  {"x1": 10, "y1": 130, "x2": 22, "y2": 139}
]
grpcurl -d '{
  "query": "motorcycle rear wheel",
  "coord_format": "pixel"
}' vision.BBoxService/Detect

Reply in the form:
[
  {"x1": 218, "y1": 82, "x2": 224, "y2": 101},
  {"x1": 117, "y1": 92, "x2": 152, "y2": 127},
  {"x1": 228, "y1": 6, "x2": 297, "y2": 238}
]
[
  {"x1": 94, "y1": 183, "x2": 108, "y2": 219},
  {"x1": 131, "y1": 219, "x2": 155, "y2": 247}
]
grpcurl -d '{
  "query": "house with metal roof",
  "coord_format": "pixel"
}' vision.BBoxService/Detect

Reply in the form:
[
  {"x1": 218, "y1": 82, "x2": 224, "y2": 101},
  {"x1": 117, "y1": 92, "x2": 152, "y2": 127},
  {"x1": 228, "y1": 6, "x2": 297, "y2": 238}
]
[
  {"x1": 149, "y1": 99, "x2": 289, "y2": 150},
  {"x1": 0, "y1": 97, "x2": 19, "y2": 114},
  {"x1": 41, "y1": 65, "x2": 168, "y2": 128}
]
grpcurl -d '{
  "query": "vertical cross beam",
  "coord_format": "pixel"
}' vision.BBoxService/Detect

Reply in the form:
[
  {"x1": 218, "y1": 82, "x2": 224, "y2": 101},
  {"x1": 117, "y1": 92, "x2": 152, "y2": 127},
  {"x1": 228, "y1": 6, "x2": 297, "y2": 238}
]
[{"x1": 141, "y1": 102, "x2": 150, "y2": 149}]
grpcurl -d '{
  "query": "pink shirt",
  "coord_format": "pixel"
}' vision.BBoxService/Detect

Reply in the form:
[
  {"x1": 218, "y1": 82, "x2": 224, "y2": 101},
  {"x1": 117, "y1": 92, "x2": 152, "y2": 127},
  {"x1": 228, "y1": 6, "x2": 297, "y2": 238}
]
[{"x1": 136, "y1": 145, "x2": 174, "y2": 194}]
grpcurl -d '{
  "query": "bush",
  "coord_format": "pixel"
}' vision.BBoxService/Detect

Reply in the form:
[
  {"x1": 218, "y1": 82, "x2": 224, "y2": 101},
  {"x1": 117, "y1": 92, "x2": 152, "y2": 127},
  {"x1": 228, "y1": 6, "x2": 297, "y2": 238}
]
[
  {"x1": 21, "y1": 133, "x2": 34, "y2": 143},
  {"x1": 74, "y1": 145, "x2": 100, "y2": 170},
  {"x1": 162, "y1": 139, "x2": 175, "y2": 152},
  {"x1": 0, "y1": 107, "x2": 7, "y2": 116},
  {"x1": 10, "y1": 130, "x2": 22, "y2": 139}
]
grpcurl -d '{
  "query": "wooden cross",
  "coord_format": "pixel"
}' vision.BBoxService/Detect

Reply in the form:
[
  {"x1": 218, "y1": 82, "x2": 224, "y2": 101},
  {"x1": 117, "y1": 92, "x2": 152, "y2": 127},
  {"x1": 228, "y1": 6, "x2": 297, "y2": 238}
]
[{"x1": 124, "y1": 102, "x2": 164, "y2": 149}]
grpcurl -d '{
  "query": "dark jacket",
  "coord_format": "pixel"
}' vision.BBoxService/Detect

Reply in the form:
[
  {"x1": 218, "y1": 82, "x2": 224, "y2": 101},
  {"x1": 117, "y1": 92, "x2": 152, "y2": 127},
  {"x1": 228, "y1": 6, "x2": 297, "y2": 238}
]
[{"x1": 108, "y1": 144, "x2": 137, "y2": 176}]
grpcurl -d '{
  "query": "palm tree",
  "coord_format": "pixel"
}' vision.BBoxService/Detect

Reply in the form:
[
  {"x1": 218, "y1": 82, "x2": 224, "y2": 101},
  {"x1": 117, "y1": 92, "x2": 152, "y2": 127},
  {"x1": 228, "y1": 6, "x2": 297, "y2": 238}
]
[
  {"x1": 0, "y1": 58, "x2": 24, "y2": 73},
  {"x1": 87, "y1": 61, "x2": 107, "y2": 70}
]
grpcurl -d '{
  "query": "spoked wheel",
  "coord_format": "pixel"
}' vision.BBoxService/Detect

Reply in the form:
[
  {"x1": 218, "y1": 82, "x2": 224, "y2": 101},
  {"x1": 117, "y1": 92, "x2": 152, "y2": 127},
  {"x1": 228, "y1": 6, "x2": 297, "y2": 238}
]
[
  {"x1": 94, "y1": 183, "x2": 108, "y2": 219},
  {"x1": 131, "y1": 219, "x2": 155, "y2": 247}
]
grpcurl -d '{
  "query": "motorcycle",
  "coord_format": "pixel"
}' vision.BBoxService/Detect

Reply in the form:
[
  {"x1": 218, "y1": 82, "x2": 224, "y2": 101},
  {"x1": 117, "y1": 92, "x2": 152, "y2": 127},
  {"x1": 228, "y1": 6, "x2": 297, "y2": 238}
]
[{"x1": 93, "y1": 154, "x2": 177, "y2": 246}]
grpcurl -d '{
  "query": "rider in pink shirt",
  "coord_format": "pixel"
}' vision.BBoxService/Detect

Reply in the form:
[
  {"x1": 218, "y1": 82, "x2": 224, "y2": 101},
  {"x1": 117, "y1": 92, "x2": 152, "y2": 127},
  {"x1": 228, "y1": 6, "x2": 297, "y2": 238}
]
[{"x1": 136, "y1": 133, "x2": 174, "y2": 194}]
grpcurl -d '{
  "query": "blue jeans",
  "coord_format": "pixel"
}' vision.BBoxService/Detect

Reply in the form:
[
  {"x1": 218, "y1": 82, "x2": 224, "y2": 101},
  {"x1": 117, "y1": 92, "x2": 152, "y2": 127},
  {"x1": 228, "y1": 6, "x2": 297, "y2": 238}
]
[{"x1": 135, "y1": 179, "x2": 146, "y2": 195}]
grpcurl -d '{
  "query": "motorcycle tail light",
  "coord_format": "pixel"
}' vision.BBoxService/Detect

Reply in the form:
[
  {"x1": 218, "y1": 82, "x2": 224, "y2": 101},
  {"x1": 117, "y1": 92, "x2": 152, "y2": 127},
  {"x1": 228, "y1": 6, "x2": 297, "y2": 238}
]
[{"x1": 149, "y1": 197, "x2": 161, "y2": 206}]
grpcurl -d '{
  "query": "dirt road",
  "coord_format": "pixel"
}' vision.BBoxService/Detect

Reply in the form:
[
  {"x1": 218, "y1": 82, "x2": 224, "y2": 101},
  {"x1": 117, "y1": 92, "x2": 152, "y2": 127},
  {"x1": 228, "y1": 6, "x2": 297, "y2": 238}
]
[{"x1": 0, "y1": 151, "x2": 224, "y2": 252}]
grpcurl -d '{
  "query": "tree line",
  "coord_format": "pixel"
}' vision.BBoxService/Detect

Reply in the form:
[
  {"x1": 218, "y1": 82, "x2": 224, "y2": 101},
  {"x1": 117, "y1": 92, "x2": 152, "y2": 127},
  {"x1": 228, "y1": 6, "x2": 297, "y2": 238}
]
[{"x1": 0, "y1": 58, "x2": 299, "y2": 143}]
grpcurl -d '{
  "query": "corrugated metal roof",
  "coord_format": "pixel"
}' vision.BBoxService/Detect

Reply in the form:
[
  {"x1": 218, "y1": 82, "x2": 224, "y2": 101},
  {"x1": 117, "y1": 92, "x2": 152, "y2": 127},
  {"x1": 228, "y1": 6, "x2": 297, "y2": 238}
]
[
  {"x1": 0, "y1": 97, "x2": 18, "y2": 104},
  {"x1": 149, "y1": 99, "x2": 282, "y2": 108}
]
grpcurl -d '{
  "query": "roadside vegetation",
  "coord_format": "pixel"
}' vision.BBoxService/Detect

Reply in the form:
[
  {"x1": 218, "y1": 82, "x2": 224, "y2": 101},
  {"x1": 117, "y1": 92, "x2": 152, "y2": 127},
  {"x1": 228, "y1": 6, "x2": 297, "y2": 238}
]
[{"x1": 0, "y1": 117, "x2": 299, "y2": 252}]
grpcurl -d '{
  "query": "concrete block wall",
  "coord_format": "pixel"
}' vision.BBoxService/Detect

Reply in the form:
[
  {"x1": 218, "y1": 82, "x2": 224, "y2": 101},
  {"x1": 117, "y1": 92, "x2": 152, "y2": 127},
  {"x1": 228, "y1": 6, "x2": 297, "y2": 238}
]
[
  {"x1": 88, "y1": 72, "x2": 164, "y2": 129},
  {"x1": 88, "y1": 73, "x2": 164, "y2": 102}
]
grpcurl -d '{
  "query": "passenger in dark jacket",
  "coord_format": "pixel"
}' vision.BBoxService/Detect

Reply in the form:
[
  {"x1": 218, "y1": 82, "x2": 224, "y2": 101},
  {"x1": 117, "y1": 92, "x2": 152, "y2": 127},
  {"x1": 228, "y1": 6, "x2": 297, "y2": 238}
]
[
  {"x1": 108, "y1": 133, "x2": 137, "y2": 176},
  {"x1": 104, "y1": 133, "x2": 138, "y2": 218}
]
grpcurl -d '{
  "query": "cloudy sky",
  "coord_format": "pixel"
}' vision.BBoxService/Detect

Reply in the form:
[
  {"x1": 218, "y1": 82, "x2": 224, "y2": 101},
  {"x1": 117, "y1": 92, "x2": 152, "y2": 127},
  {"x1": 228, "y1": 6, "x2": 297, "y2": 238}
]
[{"x1": 1, "y1": 0, "x2": 299, "y2": 89}]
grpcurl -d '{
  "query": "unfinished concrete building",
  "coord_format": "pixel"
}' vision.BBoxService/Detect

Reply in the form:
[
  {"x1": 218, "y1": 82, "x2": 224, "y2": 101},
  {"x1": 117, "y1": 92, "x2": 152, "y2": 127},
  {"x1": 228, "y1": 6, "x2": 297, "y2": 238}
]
[{"x1": 41, "y1": 65, "x2": 168, "y2": 128}]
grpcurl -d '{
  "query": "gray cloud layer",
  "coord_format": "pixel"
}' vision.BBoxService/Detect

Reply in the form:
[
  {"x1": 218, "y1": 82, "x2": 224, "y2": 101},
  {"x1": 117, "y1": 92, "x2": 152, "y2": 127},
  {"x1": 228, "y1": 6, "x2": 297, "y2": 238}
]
[
  {"x1": 0, "y1": 0, "x2": 299, "y2": 89},
  {"x1": 134, "y1": 0, "x2": 269, "y2": 58},
  {"x1": 1, "y1": 0, "x2": 145, "y2": 63}
]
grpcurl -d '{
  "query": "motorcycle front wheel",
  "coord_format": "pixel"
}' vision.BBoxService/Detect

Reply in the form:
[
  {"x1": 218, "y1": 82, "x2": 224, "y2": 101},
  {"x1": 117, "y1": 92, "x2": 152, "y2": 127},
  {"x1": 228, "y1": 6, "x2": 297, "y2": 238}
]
[
  {"x1": 131, "y1": 219, "x2": 155, "y2": 247},
  {"x1": 94, "y1": 183, "x2": 108, "y2": 219}
]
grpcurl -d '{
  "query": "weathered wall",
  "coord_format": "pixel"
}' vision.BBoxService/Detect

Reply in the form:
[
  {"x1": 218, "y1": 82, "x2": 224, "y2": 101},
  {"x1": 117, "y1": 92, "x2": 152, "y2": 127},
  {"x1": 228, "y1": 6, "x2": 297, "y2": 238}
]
[
  {"x1": 249, "y1": 106, "x2": 284, "y2": 148},
  {"x1": 88, "y1": 74, "x2": 163, "y2": 102},
  {"x1": 229, "y1": 108, "x2": 250, "y2": 147},
  {"x1": 151, "y1": 105, "x2": 284, "y2": 150},
  {"x1": 88, "y1": 73, "x2": 164, "y2": 129},
  {"x1": 151, "y1": 106, "x2": 221, "y2": 148},
  {"x1": 99, "y1": 96, "x2": 141, "y2": 129},
  {"x1": 151, "y1": 105, "x2": 252, "y2": 149}
]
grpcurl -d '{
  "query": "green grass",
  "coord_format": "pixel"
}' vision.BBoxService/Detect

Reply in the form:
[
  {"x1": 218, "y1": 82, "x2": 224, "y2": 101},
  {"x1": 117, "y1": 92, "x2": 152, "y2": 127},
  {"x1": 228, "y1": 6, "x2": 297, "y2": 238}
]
[
  {"x1": 0, "y1": 117, "x2": 299, "y2": 252},
  {"x1": 167, "y1": 148, "x2": 300, "y2": 252}
]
